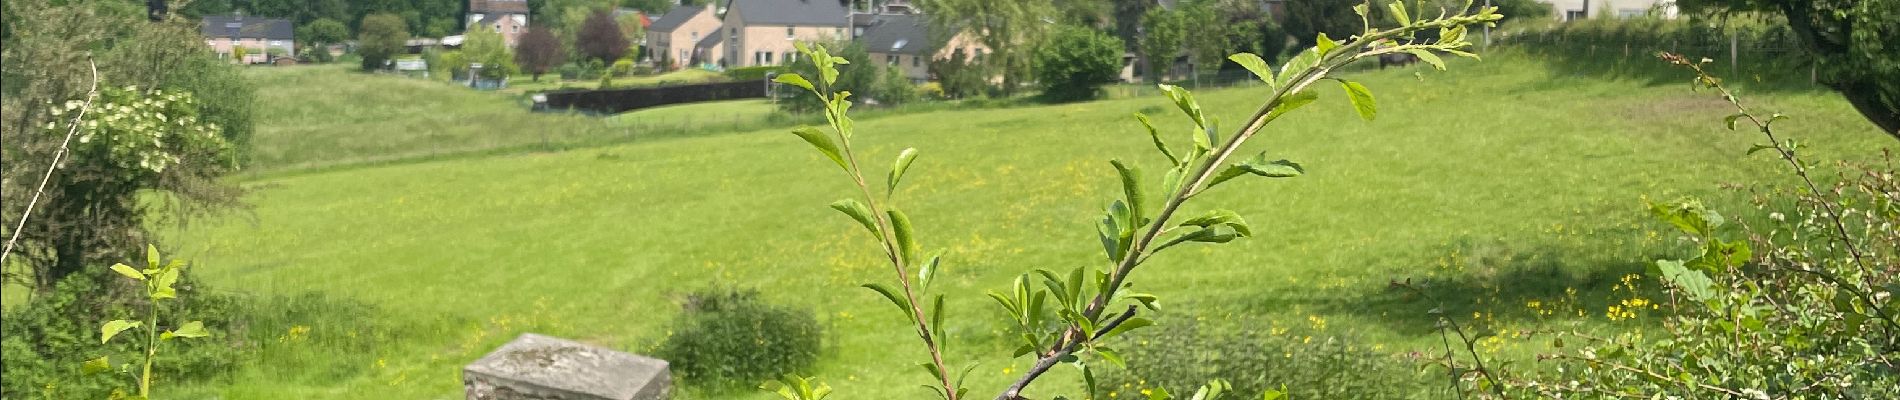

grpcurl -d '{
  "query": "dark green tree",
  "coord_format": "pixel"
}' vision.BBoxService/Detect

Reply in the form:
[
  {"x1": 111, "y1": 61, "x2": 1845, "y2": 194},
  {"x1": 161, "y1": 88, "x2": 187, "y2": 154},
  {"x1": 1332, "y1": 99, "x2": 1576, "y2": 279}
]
[
  {"x1": 356, "y1": 13, "x2": 408, "y2": 71},
  {"x1": 1139, "y1": 6, "x2": 1186, "y2": 84},
  {"x1": 1035, "y1": 25, "x2": 1123, "y2": 102},
  {"x1": 1671, "y1": 0, "x2": 1898, "y2": 138},
  {"x1": 1283, "y1": 0, "x2": 1363, "y2": 49}
]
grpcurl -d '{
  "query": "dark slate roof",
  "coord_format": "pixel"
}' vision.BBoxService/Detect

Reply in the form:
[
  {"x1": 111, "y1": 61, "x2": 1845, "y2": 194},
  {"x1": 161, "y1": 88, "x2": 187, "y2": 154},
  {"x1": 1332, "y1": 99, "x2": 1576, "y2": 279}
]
[
  {"x1": 727, "y1": 0, "x2": 850, "y2": 26},
  {"x1": 857, "y1": 14, "x2": 929, "y2": 55},
  {"x1": 200, "y1": 15, "x2": 294, "y2": 40},
  {"x1": 649, "y1": 5, "x2": 707, "y2": 32},
  {"x1": 696, "y1": 30, "x2": 725, "y2": 50}
]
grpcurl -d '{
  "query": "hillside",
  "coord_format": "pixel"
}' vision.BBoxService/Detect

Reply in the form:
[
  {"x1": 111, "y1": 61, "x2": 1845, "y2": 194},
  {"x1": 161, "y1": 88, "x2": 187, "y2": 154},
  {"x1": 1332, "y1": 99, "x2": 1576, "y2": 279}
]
[{"x1": 168, "y1": 52, "x2": 1894, "y2": 399}]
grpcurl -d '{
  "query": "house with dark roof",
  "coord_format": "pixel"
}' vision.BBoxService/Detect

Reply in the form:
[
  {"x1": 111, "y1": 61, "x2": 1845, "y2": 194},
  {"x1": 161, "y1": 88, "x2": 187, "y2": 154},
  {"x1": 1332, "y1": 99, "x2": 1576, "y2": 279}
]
[
  {"x1": 855, "y1": 13, "x2": 989, "y2": 83},
  {"x1": 467, "y1": 0, "x2": 531, "y2": 47},
  {"x1": 201, "y1": 15, "x2": 295, "y2": 64},
  {"x1": 648, "y1": 5, "x2": 725, "y2": 69},
  {"x1": 722, "y1": 0, "x2": 851, "y2": 67}
]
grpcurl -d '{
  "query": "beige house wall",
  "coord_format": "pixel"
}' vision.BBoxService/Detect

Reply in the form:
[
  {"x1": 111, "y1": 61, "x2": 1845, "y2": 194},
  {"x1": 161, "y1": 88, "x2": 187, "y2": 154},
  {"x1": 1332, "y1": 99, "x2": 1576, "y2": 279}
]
[
  {"x1": 651, "y1": 9, "x2": 722, "y2": 68},
  {"x1": 723, "y1": 6, "x2": 845, "y2": 68},
  {"x1": 869, "y1": 33, "x2": 987, "y2": 82},
  {"x1": 205, "y1": 37, "x2": 294, "y2": 64}
]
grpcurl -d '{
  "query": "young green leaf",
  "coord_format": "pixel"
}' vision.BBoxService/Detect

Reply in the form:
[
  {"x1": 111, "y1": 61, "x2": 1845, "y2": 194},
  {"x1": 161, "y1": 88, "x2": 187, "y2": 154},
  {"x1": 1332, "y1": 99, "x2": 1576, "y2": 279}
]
[
  {"x1": 1405, "y1": 49, "x2": 1445, "y2": 70},
  {"x1": 862, "y1": 283, "x2": 916, "y2": 321},
  {"x1": 1227, "y1": 53, "x2": 1274, "y2": 86},
  {"x1": 1315, "y1": 32, "x2": 1337, "y2": 55},
  {"x1": 1388, "y1": 1, "x2": 1411, "y2": 25},
  {"x1": 101, "y1": 320, "x2": 141, "y2": 344},
  {"x1": 791, "y1": 127, "x2": 847, "y2": 171},
  {"x1": 1178, "y1": 209, "x2": 1253, "y2": 237},
  {"x1": 81, "y1": 356, "x2": 112, "y2": 375},
  {"x1": 918, "y1": 253, "x2": 942, "y2": 290},
  {"x1": 1110, "y1": 160, "x2": 1147, "y2": 226},
  {"x1": 1096, "y1": 347, "x2": 1127, "y2": 369},
  {"x1": 775, "y1": 73, "x2": 815, "y2": 92},
  {"x1": 109, "y1": 263, "x2": 145, "y2": 281},
  {"x1": 888, "y1": 147, "x2": 919, "y2": 194},
  {"x1": 145, "y1": 244, "x2": 160, "y2": 269},
  {"x1": 930, "y1": 294, "x2": 946, "y2": 344},
  {"x1": 1276, "y1": 49, "x2": 1321, "y2": 88},
  {"x1": 888, "y1": 208, "x2": 919, "y2": 263},
  {"x1": 152, "y1": 266, "x2": 181, "y2": 300},
  {"x1": 829, "y1": 199, "x2": 879, "y2": 237},
  {"x1": 1096, "y1": 317, "x2": 1153, "y2": 341},
  {"x1": 1157, "y1": 84, "x2": 1207, "y2": 129},
  {"x1": 1265, "y1": 90, "x2": 1320, "y2": 122},
  {"x1": 169, "y1": 320, "x2": 210, "y2": 339},
  {"x1": 1724, "y1": 113, "x2": 1745, "y2": 130},
  {"x1": 1339, "y1": 79, "x2": 1377, "y2": 121},
  {"x1": 1133, "y1": 113, "x2": 1180, "y2": 165},
  {"x1": 1208, "y1": 153, "x2": 1306, "y2": 188}
]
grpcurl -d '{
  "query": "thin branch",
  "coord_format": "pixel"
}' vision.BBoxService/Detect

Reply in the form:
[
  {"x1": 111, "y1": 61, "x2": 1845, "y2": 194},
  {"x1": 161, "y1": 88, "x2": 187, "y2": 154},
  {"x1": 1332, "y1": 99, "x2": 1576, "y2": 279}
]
[{"x1": 2, "y1": 56, "x2": 99, "y2": 269}]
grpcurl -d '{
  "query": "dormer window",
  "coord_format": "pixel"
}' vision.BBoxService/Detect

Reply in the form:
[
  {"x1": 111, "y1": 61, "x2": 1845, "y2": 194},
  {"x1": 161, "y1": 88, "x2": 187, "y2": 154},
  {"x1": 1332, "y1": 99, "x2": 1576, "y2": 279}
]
[{"x1": 786, "y1": 26, "x2": 795, "y2": 39}]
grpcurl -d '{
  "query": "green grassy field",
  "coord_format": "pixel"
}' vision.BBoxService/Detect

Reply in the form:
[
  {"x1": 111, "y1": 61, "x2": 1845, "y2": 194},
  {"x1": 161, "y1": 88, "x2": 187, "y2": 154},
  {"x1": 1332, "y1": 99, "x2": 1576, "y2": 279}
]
[{"x1": 165, "y1": 52, "x2": 1893, "y2": 399}]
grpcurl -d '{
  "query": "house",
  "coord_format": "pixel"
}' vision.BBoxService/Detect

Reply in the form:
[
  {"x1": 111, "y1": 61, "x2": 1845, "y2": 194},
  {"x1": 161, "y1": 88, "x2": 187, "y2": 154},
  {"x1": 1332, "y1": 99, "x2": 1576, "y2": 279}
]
[
  {"x1": 722, "y1": 0, "x2": 852, "y2": 68},
  {"x1": 201, "y1": 15, "x2": 294, "y2": 64},
  {"x1": 648, "y1": 5, "x2": 725, "y2": 69},
  {"x1": 1541, "y1": 0, "x2": 1679, "y2": 21},
  {"x1": 855, "y1": 13, "x2": 988, "y2": 83},
  {"x1": 467, "y1": 0, "x2": 531, "y2": 47}
]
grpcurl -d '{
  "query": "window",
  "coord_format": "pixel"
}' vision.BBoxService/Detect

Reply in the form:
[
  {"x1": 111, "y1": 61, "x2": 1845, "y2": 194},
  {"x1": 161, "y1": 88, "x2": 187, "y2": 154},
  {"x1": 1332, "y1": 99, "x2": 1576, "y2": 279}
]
[
  {"x1": 1564, "y1": 10, "x2": 1585, "y2": 21},
  {"x1": 765, "y1": 51, "x2": 774, "y2": 64},
  {"x1": 854, "y1": 27, "x2": 865, "y2": 37},
  {"x1": 270, "y1": 40, "x2": 282, "y2": 46},
  {"x1": 1616, "y1": 8, "x2": 1645, "y2": 18},
  {"x1": 691, "y1": 31, "x2": 699, "y2": 41},
  {"x1": 887, "y1": 54, "x2": 897, "y2": 66},
  {"x1": 512, "y1": 25, "x2": 520, "y2": 33},
  {"x1": 912, "y1": 55, "x2": 920, "y2": 67},
  {"x1": 786, "y1": 26, "x2": 795, "y2": 39}
]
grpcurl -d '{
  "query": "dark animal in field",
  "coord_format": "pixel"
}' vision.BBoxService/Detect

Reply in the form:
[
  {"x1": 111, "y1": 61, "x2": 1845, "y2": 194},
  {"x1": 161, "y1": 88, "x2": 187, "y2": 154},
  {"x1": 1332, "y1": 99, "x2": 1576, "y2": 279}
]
[{"x1": 1379, "y1": 52, "x2": 1419, "y2": 69}]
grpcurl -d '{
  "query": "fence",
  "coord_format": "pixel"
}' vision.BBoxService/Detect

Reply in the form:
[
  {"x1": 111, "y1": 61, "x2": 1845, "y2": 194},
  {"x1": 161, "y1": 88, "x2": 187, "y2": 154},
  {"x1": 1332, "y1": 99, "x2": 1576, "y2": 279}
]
[{"x1": 540, "y1": 80, "x2": 770, "y2": 114}]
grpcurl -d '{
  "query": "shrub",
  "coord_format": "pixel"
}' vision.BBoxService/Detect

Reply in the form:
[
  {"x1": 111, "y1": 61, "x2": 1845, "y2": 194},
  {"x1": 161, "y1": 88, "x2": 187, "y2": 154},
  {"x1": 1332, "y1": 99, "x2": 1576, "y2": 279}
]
[
  {"x1": 0, "y1": 269, "x2": 245, "y2": 399},
  {"x1": 1097, "y1": 314, "x2": 1429, "y2": 399},
  {"x1": 917, "y1": 81, "x2": 946, "y2": 100},
  {"x1": 1034, "y1": 25, "x2": 1124, "y2": 102},
  {"x1": 727, "y1": 65, "x2": 787, "y2": 81},
  {"x1": 869, "y1": 65, "x2": 919, "y2": 106},
  {"x1": 356, "y1": 13, "x2": 409, "y2": 71},
  {"x1": 656, "y1": 288, "x2": 822, "y2": 389},
  {"x1": 611, "y1": 58, "x2": 635, "y2": 77}
]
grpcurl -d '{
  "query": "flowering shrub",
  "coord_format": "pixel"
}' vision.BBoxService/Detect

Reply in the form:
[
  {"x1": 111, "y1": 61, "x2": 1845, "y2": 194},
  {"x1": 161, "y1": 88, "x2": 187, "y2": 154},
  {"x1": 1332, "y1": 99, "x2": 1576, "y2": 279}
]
[{"x1": 50, "y1": 86, "x2": 234, "y2": 179}]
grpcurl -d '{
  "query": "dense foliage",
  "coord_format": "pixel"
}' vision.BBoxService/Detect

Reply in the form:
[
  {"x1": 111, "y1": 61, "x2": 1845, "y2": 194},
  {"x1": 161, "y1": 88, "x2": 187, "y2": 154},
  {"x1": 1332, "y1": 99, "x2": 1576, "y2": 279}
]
[
  {"x1": 355, "y1": 13, "x2": 408, "y2": 71},
  {"x1": 516, "y1": 25, "x2": 567, "y2": 81},
  {"x1": 1675, "y1": 0, "x2": 1900, "y2": 137},
  {"x1": 656, "y1": 288, "x2": 823, "y2": 389},
  {"x1": 1283, "y1": 0, "x2": 1364, "y2": 49},
  {"x1": 576, "y1": 8, "x2": 629, "y2": 63},
  {"x1": 1034, "y1": 25, "x2": 1124, "y2": 102},
  {"x1": 776, "y1": 41, "x2": 876, "y2": 113},
  {"x1": 916, "y1": 0, "x2": 1054, "y2": 95},
  {"x1": 1138, "y1": 7, "x2": 1186, "y2": 84},
  {"x1": 1, "y1": 267, "x2": 243, "y2": 399},
  {"x1": 463, "y1": 26, "x2": 520, "y2": 80},
  {"x1": 1098, "y1": 315, "x2": 1428, "y2": 400}
]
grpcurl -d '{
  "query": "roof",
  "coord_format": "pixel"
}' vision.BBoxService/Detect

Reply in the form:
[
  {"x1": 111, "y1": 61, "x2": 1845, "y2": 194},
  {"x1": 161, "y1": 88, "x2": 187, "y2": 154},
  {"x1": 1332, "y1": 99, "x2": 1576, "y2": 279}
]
[
  {"x1": 726, "y1": 0, "x2": 849, "y2": 26},
  {"x1": 696, "y1": 30, "x2": 724, "y2": 50},
  {"x1": 200, "y1": 15, "x2": 294, "y2": 40},
  {"x1": 648, "y1": 5, "x2": 707, "y2": 32},
  {"x1": 857, "y1": 14, "x2": 929, "y2": 55},
  {"x1": 470, "y1": 0, "x2": 529, "y2": 14}
]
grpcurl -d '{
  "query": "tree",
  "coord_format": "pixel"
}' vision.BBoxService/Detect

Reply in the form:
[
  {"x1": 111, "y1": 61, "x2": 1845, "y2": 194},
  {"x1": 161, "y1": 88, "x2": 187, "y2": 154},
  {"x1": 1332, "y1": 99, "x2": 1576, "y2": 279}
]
[
  {"x1": 1035, "y1": 25, "x2": 1123, "y2": 102},
  {"x1": 576, "y1": 8, "x2": 629, "y2": 63},
  {"x1": 1180, "y1": 0, "x2": 1288, "y2": 72},
  {"x1": 516, "y1": 25, "x2": 566, "y2": 81},
  {"x1": 1671, "y1": 0, "x2": 1899, "y2": 138},
  {"x1": 928, "y1": 49, "x2": 988, "y2": 99},
  {"x1": 917, "y1": 0, "x2": 1056, "y2": 95},
  {"x1": 1139, "y1": 7, "x2": 1186, "y2": 84},
  {"x1": 463, "y1": 24, "x2": 519, "y2": 79},
  {"x1": 1283, "y1": 0, "x2": 1363, "y2": 50},
  {"x1": 616, "y1": 10, "x2": 646, "y2": 62},
  {"x1": 356, "y1": 13, "x2": 409, "y2": 71},
  {"x1": 297, "y1": 18, "x2": 349, "y2": 62},
  {"x1": 778, "y1": 40, "x2": 877, "y2": 112}
]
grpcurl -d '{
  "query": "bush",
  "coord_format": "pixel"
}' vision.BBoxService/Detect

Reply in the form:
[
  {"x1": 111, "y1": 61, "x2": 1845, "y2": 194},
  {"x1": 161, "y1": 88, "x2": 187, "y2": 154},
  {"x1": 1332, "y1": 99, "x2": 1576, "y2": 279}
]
[
  {"x1": 869, "y1": 66, "x2": 919, "y2": 106},
  {"x1": 656, "y1": 288, "x2": 822, "y2": 389},
  {"x1": 726, "y1": 65, "x2": 787, "y2": 81},
  {"x1": 1, "y1": 270, "x2": 246, "y2": 399},
  {"x1": 356, "y1": 13, "x2": 409, "y2": 71},
  {"x1": 611, "y1": 59, "x2": 635, "y2": 77},
  {"x1": 917, "y1": 81, "x2": 946, "y2": 100},
  {"x1": 1034, "y1": 26, "x2": 1124, "y2": 102},
  {"x1": 1096, "y1": 314, "x2": 1430, "y2": 399}
]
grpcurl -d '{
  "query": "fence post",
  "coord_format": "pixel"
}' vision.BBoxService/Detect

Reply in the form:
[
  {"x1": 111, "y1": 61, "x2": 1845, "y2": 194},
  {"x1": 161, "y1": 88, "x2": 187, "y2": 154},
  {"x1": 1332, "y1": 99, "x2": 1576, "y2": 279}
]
[{"x1": 1729, "y1": 30, "x2": 1739, "y2": 74}]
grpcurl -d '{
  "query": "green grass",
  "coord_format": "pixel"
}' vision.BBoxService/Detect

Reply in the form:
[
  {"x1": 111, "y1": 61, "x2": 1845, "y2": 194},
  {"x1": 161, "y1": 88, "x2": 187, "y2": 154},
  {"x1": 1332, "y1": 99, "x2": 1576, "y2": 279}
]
[
  {"x1": 164, "y1": 51, "x2": 1894, "y2": 399},
  {"x1": 238, "y1": 65, "x2": 773, "y2": 175}
]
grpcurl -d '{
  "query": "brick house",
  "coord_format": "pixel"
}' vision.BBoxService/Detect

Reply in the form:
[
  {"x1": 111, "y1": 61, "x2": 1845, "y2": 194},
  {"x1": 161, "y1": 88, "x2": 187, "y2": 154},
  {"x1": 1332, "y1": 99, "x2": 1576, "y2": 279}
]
[
  {"x1": 1542, "y1": 0, "x2": 1679, "y2": 21},
  {"x1": 722, "y1": 0, "x2": 851, "y2": 68},
  {"x1": 468, "y1": 0, "x2": 531, "y2": 47},
  {"x1": 648, "y1": 5, "x2": 725, "y2": 69},
  {"x1": 201, "y1": 15, "x2": 294, "y2": 64}
]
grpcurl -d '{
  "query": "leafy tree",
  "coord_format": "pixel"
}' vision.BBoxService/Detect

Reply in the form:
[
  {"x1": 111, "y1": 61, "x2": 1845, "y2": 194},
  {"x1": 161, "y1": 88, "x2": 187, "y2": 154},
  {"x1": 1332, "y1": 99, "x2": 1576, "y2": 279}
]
[
  {"x1": 1283, "y1": 0, "x2": 1363, "y2": 49},
  {"x1": 1672, "y1": 0, "x2": 1899, "y2": 138},
  {"x1": 576, "y1": 8, "x2": 629, "y2": 63},
  {"x1": 1139, "y1": 7, "x2": 1186, "y2": 84},
  {"x1": 1034, "y1": 25, "x2": 1123, "y2": 102},
  {"x1": 1181, "y1": 0, "x2": 1288, "y2": 70},
  {"x1": 916, "y1": 0, "x2": 1055, "y2": 95},
  {"x1": 298, "y1": 18, "x2": 350, "y2": 51},
  {"x1": 777, "y1": 40, "x2": 876, "y2": 112},
  {"x1": 356, "y1": 13, "x2": 408, "y2": 71},
  {"x1": 927, "y1": 49, "x2": 988, "y2": 99},
  {"x1": 516, "y1": 25, "x2": 566, "y2": 81},
  {"x1": 616, "y1": 10, "x2": 646, "y2": 62},
  {"x1": 464, "y1": 24, "x2": 519, "y2": 79}
]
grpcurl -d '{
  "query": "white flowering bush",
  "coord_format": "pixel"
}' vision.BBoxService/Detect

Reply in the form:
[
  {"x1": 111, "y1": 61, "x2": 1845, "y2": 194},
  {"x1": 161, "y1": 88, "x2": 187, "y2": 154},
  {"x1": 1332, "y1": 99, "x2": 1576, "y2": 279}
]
[{"x1": 49, "y1": 86, "x2": 234, "y2": 179}]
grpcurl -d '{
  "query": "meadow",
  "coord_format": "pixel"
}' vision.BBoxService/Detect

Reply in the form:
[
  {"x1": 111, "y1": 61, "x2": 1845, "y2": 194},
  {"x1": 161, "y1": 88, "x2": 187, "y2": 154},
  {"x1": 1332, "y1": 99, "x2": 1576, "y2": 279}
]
[{"x1": 164, "y1": 51, "x2": 1893, "y2": 399}]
